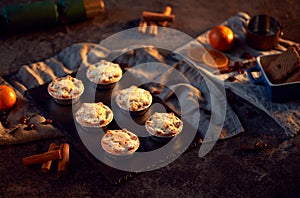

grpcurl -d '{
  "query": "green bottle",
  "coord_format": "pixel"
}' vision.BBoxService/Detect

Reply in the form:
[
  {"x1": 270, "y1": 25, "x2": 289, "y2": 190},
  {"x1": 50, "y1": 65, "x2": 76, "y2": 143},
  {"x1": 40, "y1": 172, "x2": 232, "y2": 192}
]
[
  {"x1": 1, "y1": 0, "x2": 59, "y2": 32},
  {"x1": 57, "y1": 0, "x2": 105, "y2": 23}
]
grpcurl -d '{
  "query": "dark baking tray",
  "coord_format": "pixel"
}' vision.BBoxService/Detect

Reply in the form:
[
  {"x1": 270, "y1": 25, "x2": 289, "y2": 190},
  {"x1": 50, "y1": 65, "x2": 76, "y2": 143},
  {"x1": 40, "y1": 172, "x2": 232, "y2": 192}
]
[{"x1": 26, "y1": 69, "x2": 200, "y2": 184}]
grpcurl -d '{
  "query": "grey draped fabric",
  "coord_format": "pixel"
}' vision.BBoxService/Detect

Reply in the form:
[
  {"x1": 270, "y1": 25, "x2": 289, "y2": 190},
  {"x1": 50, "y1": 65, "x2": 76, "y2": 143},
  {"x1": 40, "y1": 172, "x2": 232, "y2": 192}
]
[{"x1": 3, "y1": 43, "x2": 244, "y2": 145}]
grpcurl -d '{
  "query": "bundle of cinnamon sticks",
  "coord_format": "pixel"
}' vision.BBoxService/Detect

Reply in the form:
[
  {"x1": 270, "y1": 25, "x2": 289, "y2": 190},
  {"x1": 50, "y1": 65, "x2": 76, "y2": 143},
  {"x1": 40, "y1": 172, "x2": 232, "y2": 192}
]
[
  {"x1": 138, "y1": 6, "x2": 175, "y2": 36},
  {"x1": 22, "y1": 143, "x2": 70, "y2": 174}
]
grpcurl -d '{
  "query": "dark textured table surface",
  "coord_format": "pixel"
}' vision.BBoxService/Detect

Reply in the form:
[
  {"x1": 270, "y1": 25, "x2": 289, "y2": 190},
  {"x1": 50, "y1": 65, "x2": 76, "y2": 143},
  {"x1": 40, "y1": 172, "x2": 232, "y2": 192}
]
[{"x1": 1, "y1": 0, "x2": 300, "y2": 197}]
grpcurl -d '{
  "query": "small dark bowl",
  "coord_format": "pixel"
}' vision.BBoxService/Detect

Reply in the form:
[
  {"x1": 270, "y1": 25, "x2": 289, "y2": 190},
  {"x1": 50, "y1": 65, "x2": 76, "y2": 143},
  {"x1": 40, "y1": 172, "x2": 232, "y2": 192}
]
[
  {"x1": 93, "y1": 81, "x2": 118, "y2": 90},
  {"x1": 145, "y1": 125, "x2": 182, "y2": 143},
  {"x1": 75, "y1": 121, "x2": 108, "y2": 133},
  {"x1": 87, "y1": 74, "x2": 121, "y2": 90},
  {"x1": 50, "y1": 96, "x2": 80, "y2": 105},
  {"x1": 148, "y1": 134, "x2": 174, "y2": 143},
  {"x1": 246, "y1": 15, "x2": 282, "y2": 51},
  {"x1": 75, "y1": 119, "x2": 111, "y2": 133},
  {"x1": 85, "y1": 62, "x2": 122, "y2": 90}
]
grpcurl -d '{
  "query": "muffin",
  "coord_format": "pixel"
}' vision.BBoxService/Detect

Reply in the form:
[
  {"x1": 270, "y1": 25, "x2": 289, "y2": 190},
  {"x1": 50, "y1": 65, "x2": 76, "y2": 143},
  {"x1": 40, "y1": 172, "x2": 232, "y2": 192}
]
[
  {"x1": 101, "y1": 129, "x2": 140, "y2": 158},
  {"x1": 75, "y1": 102, "x2": 113, "y2": 130},
  {"x1": 145, "y1": 112, "x2": 183, "y2": 141},
  {"x1": 115, "y1": 86, "x2": 152, "y2": 114},
  {"x1": 47, "y1": 75, "x2": 84, "y2": 105},
  {"x1": 86, "y1": 60, "x2": 122, "y2": 89}
]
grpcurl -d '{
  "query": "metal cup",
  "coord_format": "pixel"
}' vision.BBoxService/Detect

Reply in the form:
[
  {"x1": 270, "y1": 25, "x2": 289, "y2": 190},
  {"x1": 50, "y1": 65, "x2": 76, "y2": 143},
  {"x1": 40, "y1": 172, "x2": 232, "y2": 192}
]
[{"x1": 246, "y1": 15, "x2": 283, "y2": 51}]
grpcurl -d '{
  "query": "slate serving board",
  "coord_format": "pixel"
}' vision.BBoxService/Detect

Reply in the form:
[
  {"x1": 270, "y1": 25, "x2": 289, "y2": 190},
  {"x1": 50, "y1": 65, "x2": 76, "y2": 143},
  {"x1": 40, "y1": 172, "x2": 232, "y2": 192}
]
[{"x1": 26, "y1": 69, "x2": 200, "y2": 184}]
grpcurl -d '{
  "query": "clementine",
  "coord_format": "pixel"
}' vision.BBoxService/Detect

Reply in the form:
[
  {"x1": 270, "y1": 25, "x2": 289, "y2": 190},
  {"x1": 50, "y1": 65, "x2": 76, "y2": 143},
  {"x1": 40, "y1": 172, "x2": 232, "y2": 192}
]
[
  {"x1": 208, "y1": 26, "x2": 235, "y2": 51},
  {"x1": 0, "y1": 85, "x2": 17, "y2": 111},
  {"x1": 202, "y1": 49, "x2": 229, "y2": 68},
  {"x1": 188, "y1": 47, "x2": 206, "y2": 62}
]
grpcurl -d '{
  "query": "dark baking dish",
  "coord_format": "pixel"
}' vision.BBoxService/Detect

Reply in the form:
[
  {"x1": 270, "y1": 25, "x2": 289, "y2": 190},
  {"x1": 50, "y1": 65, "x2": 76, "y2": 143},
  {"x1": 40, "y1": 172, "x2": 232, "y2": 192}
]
[{"x1": 246, "y1": 54, "x2": 300, "y2": 102}]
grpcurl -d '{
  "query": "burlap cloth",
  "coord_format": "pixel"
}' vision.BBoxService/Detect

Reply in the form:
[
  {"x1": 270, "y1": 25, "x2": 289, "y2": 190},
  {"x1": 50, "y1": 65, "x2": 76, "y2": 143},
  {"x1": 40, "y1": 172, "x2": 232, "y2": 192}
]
[
  {"x1": 174, "y1": 12, "x2": 300, "y2": 136},
  {"x1": 0, "y1": 78, "x2": 62, "y2": 145},
  {"x1": 2, "y1": 41, "x2": 243, "y2": 145},
  {"x1": 2, "y1": 12, "x2": 299, "y2": 146}
]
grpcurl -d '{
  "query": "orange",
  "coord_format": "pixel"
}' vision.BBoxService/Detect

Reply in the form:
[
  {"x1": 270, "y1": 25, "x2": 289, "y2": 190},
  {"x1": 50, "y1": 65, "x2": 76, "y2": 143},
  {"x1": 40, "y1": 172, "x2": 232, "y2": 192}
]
[
  {"x1": 0, "y1": 85, "x2": 17, "y2": 111},
  {"x1": 208, "y1": 26, "x2": 235, "y2": 51},
  {"x1": 202, "y1": 49, "x2": 229, "y2": 68},
  {"x1": 187, "y1": 47, "x2": 206, "y2": 62}
]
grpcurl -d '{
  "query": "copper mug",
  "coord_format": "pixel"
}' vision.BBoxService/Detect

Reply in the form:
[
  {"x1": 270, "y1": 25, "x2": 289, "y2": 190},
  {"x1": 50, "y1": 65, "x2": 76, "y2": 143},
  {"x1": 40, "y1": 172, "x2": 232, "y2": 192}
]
[{"x1": 246, "y1": 15, "x2": 283, "y2": 51}]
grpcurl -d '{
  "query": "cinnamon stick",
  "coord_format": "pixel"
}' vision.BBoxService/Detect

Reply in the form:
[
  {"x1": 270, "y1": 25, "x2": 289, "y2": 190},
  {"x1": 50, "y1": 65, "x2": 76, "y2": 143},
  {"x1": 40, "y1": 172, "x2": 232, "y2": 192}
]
[
  {"x1": 153, "y1": 24, "x2": 158, "y2": 36},
  {"x1": 22, "y1": 150, "x2": 61, "y2": 166},
  {"x1": 149, "y1": 22, "x2": 158, "y2": 36},
  {"x1": 57, "y1": 143, "x2": 70, "y2": 174},
  {"x1": 142, "y1": 11, "x2": 175, "y2": 22},
  {"x1": 41, "y1": 143, "x2": 59, "y2": 173},
  {"x1": 138, "y1": 20, "x2": 147, "y2": 34},
  {"x1": 161, "y1": 6, "x2": 172, "y2": 27}
]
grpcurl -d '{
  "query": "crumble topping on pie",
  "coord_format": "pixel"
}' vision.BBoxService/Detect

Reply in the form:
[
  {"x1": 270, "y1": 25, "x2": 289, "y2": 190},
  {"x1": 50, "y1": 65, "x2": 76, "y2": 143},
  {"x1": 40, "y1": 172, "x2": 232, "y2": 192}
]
[
  {"x1": 86, "y1": 60, "x2": 122, "y2": 84},
  {"x1": 48, "y1": 75, "x2": 84, "y2": 99},
  {"x1": 116, "y1": 86, "x2": 152, "y2": 111},
  {"x1": 101, "y1": 129, "x2": 139, "y2": 155},
  {"x1": 145, "y1": 112, "x2": 183, "y2": 137},
  {"x1": 75, "y1": 102, "x2": 113, "y2": 127}
]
